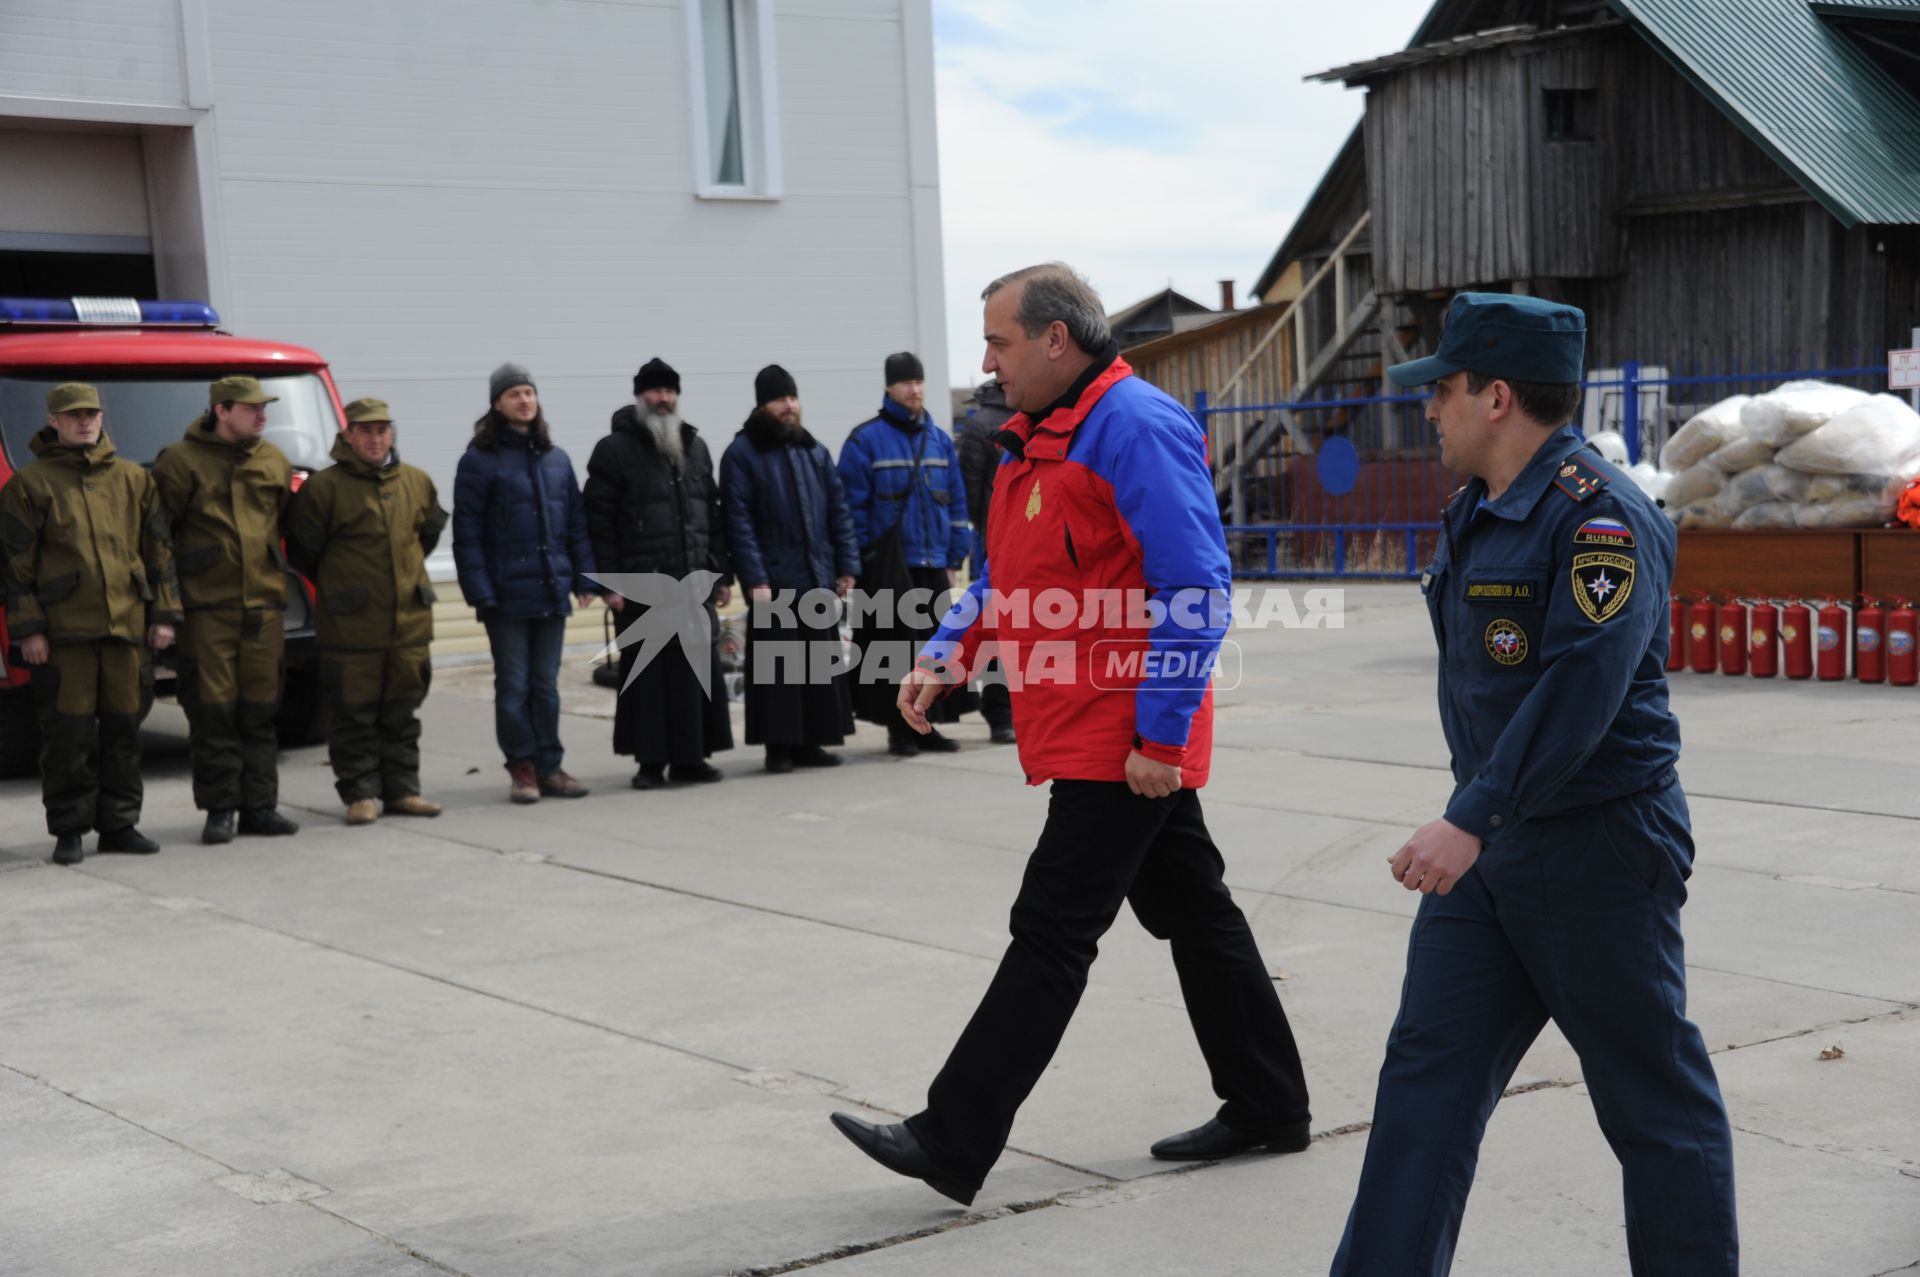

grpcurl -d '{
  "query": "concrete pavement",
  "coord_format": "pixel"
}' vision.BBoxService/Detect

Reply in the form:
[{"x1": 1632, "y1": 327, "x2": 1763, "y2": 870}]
[{"x1": 2, "y1": 582, "x2": 1916, "y2": 1275}]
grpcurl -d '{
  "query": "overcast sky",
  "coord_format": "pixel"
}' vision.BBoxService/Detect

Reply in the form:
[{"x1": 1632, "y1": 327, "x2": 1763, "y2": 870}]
[{"x1": 932, "y1": 0, "x2": 1437, "y2": 387}]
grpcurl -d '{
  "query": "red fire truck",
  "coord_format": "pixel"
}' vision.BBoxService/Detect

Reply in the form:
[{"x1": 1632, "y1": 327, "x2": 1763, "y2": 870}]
[{"x1": 0, "y1": 297, "x2": 340, "y2": 776}]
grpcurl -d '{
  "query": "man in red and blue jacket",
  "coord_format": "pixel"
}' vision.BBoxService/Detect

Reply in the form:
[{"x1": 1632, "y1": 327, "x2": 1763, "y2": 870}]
[{"x1": 829, "y1": 264, "x2": 1311, "y2": 1206}]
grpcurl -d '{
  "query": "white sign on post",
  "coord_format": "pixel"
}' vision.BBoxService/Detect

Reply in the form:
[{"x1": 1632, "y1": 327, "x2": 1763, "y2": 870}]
[{"x1": 1891, "y1": 346, "x2": 1920, "y2": 392}]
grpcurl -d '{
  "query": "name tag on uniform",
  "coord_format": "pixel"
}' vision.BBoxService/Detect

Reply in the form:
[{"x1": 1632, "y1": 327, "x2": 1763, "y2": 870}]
[{"x1": 1465, "y1": 580, "x2": 1538, "y2": 603}]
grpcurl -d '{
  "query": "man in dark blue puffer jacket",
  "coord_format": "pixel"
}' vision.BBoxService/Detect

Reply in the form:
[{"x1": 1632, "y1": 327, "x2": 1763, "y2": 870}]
[{"x1": 453, "y1": 362, "x2": 599, "y2": 803}]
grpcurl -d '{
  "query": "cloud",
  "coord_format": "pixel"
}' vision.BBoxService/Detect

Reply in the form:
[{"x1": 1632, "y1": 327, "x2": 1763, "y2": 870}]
[{"x1": 933, "y1": 0, "x2": 1435, "y2": 385}]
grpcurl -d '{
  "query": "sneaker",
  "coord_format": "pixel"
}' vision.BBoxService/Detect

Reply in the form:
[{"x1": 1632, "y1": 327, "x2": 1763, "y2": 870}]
[
  {"x1": 51, "y1": 833, "x2": 85, "y2": 865},
  {"x1": 384, "y1": 795, "x2": 442, "y2": 818},
  {"x1": 539, "y1": 769, "x2": 589, "y2": 799},
  {"x1": 631, "y1": 764, "x2": 666, "y2": 791},
  {"x1": 97, "y1": 827, "x2": 161, "y2": 854},
  {"x1": 917, "y1": 729, "x2": 961, "y2": 754},
  {"x1": 238, "y1": 808, "x2": 301, "y2": 837},
  {"x1": 669, "y1": 762, "x2": 724, "y2": 784},
  {"x1": 790, "y1": 745, "x2": 842, "y2": 768},
  {"x1": 508, "y1": 761, "x2": 540, "y2": 804},
  {"x1": 345, "y1": 798, "x2": 380, "y2": 826}
]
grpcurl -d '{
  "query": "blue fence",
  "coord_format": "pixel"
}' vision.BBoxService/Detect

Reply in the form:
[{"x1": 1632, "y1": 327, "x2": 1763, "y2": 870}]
[{"x1": 1200, "y1": 356, "x2": 1894, "y2": 580}]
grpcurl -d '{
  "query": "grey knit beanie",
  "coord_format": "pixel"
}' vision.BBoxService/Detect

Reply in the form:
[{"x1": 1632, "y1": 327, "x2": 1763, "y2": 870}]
[{"x1": 489, "y1": 362, "x2": 534, "y2": 403}]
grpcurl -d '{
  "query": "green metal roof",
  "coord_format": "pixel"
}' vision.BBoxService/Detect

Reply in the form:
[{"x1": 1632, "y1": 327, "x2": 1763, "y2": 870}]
[{"x1": 1609, "y1": 0, "x2": 1920, "y2": 226}]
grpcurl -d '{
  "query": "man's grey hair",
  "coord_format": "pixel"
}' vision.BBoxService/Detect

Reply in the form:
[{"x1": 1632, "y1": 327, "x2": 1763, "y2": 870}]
[{"x1": 981, "y1": 263, "x2": 1111, "y2": 355}]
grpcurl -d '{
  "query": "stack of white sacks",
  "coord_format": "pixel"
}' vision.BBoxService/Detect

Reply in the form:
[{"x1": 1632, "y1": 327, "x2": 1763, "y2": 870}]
[{"x1": 1649, "y1": 381, "x2": 1920, "y2": 529}]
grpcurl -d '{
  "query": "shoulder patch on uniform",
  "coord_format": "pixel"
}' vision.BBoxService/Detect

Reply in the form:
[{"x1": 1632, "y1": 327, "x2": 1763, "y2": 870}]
[
  {"x1": 1551, "y1": 455, "x2": 1610, "y2": 504},
  {"x1": 1571, "y1": 550, "x2": 1635, "y2": 623},
  {"x1": 1572, "y1": 515, "x2": 1635, "y2": 550}
]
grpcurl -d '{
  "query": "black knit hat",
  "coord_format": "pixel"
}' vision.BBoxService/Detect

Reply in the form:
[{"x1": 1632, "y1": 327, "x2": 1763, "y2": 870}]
[
  {"x1": 884, "y1": 351, "x2": 925, "y2": 385},
  {"x1": 634, "y1": 357, "x2": 681, "y2": 395},
  {"x1": 755, "y1": 364, "x2": 798, "y2": 406},
  {"x1": 489, "y1": 362, "x2": 534, "y2": 403}
]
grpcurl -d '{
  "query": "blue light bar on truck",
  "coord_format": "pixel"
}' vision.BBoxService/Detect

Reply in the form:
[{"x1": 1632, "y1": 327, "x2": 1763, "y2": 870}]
[{"x1": 0, "y1": 297, "x2": 221, "y2": 327}]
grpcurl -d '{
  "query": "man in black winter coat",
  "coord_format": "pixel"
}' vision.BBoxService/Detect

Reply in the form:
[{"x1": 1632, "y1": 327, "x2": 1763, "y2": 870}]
[{"x1": 584, "y1": 358, "x2": 734, "y2": 788}]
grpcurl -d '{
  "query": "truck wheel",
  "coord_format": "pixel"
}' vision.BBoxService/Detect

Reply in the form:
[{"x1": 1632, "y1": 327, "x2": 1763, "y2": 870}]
[
  {"x1": 0, "y1": 685, "x2": 41, "y2": 778},
  {"x1": 275, "y1": 665, "x2": 328, "y2": 746}
]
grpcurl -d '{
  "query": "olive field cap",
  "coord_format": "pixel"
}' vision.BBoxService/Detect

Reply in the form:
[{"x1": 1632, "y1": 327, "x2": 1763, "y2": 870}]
[
  {"x1": 343, "y1": 397, "x2": 394, "y2": 425},
  {"x1": 46, "y1": 383, "x2": 101, "y2": 413},
  {"x1": 1387, "y1": 292, "x2": 1587, "y2": 387},
  {"x1": 209, "y1": 375, "x2": 279, "y2": 405}
]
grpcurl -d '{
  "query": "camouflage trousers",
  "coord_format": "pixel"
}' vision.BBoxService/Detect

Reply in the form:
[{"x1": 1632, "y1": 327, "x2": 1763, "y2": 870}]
[
  {"x1": 30, "y1": 640, "x2": 154, "y2": 836},
  {"x1": 176, "y1": 607, "x2": 284, "y2": 812},
  {"x1": 321, "y1": 645, "x2": 430, "y2": 804}
]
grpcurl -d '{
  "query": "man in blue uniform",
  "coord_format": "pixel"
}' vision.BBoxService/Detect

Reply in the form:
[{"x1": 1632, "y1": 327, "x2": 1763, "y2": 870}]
[{"x1": 1331, "y1": 294, "x2": 1738, "y2": 1276}]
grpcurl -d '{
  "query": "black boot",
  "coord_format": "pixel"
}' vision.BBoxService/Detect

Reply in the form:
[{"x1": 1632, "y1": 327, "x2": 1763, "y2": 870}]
[
  {"x1": 97, "y1": 827, "x2": 160, "y2": 855},
  {"x1": 51, "y1": 833, "x2": 85, "y2": 865},
  {"x1": 888, "y1": 725, "x2": 921, "y2": 757},
  {"x1": 790, "y1": 745, "x2": 841, "y2": 768},
  {"x1": 238, "y1": 808, "x2": 300, "y2": 837},
  {"x1": 669, "y1": 762, "x2": 724, "y2": 784},
  {"x1": 631, "y1": 764, "x2": 666, "y2": 790},
  {"x1": 202, "y1": 809, "x2": 237, "y2": 845},
  {"x1": 764, "y1": 746, "x2": 795, "y2": 775},
  {"x1": 989, "y1": 723, "x2": 1017, "y2": 746},
  {"x1": 917, "y1": 728, "x2": 961, "y2": 754}
]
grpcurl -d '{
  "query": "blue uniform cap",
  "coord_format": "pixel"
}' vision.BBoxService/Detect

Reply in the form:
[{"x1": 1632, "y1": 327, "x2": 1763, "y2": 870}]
[{"x1": 1388, "y1": 292, "x2": 1587, "y2": 388}]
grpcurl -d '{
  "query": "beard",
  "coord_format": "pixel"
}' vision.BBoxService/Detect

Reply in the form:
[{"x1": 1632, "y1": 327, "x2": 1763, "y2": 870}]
[{"x1": 639, "y1": 398, "x2": 686, "y2": 460}]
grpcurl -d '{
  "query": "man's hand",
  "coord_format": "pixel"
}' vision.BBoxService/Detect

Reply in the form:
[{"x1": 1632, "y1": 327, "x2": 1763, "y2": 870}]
[
  {"x1": 714, "y1": 583, "x2": 732, "y2": 608},
  {"x1": 1388, "y1": 817, "x2": 1482, "y2": 895},
  {"x1": 896, "y1": 667, "x2": 945, "y2": 735},
  {"x1": 1125, "y1": 750, "x2": 1182, "y2": 799},
  {"x1": 147, "y1": 624, "x2": 174, "y2": 651},
  {"x1": 835, "y1": 574, "x2": 855, "y2": 599},
  {"x1": 575, "y1": 591, "x2": 597, "y2": 610},
  {"x1": 20, "y1": 634, "x2": 49, "y2": 666},
  {"x1": 944, "y1": 568, "x2": 956, "y2": 591},
  {"x1": 749, "y1": 584, "x2": 773, "y2": 604},
  {"x1": 606, "y1": 593, "x2": 625, "y2": 613}
]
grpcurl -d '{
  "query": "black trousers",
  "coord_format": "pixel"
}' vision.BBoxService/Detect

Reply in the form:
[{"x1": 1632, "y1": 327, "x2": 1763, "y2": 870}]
[{"x1": 907, "y1": 781, "x2": 1310, "y2": 1187}]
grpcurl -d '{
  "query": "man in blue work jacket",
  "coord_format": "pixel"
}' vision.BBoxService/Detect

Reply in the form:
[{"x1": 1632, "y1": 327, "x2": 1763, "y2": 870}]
[{"x1": 1331, "y1": 294, "x2": 1738, "y2": 1276}]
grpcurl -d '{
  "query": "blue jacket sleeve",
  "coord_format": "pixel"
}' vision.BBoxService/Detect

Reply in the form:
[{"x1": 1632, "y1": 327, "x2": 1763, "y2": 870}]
[
  {"x1": 1443, "y1": 493, "x2": 1666, "y2": 841},
  {"x1": 924, "y1": 553, "x2": 991, "y2": 680},
  {"x1": 823, "y1": 450, "x2": 861, "y2": 579},
  {"x1": 451, "y1": 450, "x2": 496, "y2": 612},
  {"x1": 720, "y1": 444, "x2": 767, "y2": 589},
  {"x1": 1107, "y1": 405, "x2": 1232, "y2": 756},
  {"x1": 942, "y1": 431, "x2": 971, "y2": 569},
  {"x1": 837, "y1": 430, "x2": 873, "y2": 551},
  {"x1": 562, "y1": 456, "x2": 596, "y2": 593}
]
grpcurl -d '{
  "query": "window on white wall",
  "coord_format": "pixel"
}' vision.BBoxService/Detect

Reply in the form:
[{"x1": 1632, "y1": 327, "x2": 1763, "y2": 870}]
[{"x1": 685, "y1": 0, "x2": 781, "y2": 199}]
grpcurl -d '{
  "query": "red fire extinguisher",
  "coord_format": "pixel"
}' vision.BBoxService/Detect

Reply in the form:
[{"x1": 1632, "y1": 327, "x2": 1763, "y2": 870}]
[
  {"x1": 1781, "y1": 599, "x2": 1813, "y2": 680},
  {"x1": 1816, "y1": 598, "x2": 1848, "y2": 681},
  {"x1": 1718, "y1": 598, "x2": 1748, "y2": 675},
  {"x1": 1749, "y1": 598, "x2": 1778, "y2": 678},
  {"x1": 1689, "y1": 596, "x2": 1718, "y2": 673},
  {"x1": 1888, "y1": 599, "x2": 1918, "y2": 686},
  {"x1": 1667, "y1": 596, "x2": 1687, "y2": 672},
  {"x1": 1855, "y1": 596, "x2": 1887, "y2": 684}
]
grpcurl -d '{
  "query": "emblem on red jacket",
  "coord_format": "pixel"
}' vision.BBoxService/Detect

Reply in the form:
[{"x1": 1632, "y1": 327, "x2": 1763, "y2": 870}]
[{"x1": 1024, "y1": 477, "x2": 1043, "y2": 521}]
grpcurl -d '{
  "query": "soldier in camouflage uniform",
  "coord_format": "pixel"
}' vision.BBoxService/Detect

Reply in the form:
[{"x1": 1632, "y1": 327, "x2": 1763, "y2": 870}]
[
  {"x1": 151, "y1": 375, "x2": 302, "y2": 844},
  {"x1": 286, "y1": 397, "x2": 448, "y2": 824},
  {"x1": 0, "y1": 383, "x2": 182, "y2": 863}
]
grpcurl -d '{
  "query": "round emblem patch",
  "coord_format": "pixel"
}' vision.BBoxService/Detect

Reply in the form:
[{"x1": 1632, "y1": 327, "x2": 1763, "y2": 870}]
[
  {"x1": 1782, "y1": 624, "x2": 1800, "y2": 644},
  {"x1": 1719, "y1": 625, "x2": 1736, "y2": 644},
  {"x1": 1891, "y1": 630, "x2": 1915, "y2": 657},
  {"x1": 1485, "y1": 618, "x2": 1528, "y2": 666},
  {"x1": 1751, "y1": 629, "x2": 1770, "y2": 648},
  {"x1": 1817, "y1": 625, "x2": 1840, "y2": 652},
  {"x1": 1690, "y1": 622, "x2": 1708, "y2": 641},
  {"x1": 1858, "y1": 627, "x2": 1881, "y2": 653}
]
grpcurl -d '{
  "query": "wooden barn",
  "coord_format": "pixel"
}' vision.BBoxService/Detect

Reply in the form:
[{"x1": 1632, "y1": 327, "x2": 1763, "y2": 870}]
[{"x1": 1153, "y1": 0, "x2": 1920, "y2": 542}]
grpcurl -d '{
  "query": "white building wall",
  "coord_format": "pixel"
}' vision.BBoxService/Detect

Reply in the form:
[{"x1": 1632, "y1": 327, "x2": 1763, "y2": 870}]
[
  {"x1": 0, "y1": 0, "x2": 186, "y2": 108},
  {"x1": 1, "y1": 0, "x2": 947, "y2": 489}
]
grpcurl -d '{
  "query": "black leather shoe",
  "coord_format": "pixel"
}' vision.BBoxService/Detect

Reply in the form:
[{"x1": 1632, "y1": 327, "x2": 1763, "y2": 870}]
[
  {"x1": 238, "y1": 808, "x2": 300, "y2": 837},
  {"x1": 97, "y1": 827, "x2": 160, "y2": 855},
  {"x1": 829, "y1": 1113, "x2": 976, "y2": 1206},
  {"x1": 631, "y1": 765, "x2": 665, "y2": 790},
  {"x1": 990, "y1": 724, "x2": 1017, "y2": 746},
  {"x1": 764, "y1": 748, "x2": 795, "y2": 775},
  {"x1": 51, "y1": 833, "x2": 85, "y2": 865},
  {"x1": 202, "y1": 810, "x2": 237, "y2": 845},
  {"x1": 669, "y1": 763, "x2": 724, "y2": 784},
  {"x1": 888, "y1": 731, "x2": 921, "y2": 758},
  {"x1": 790, "y1": 745, "x2": 841, "y2": 768},
  {"x1": 1150, "y1": 1117, "x2": 1311, "y2": 1161},
  {"x1": 917, "y1": 729, "x2": 960, "y2": 754}
]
